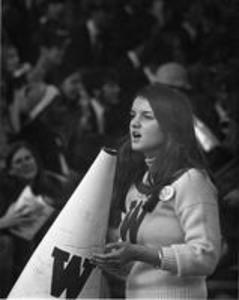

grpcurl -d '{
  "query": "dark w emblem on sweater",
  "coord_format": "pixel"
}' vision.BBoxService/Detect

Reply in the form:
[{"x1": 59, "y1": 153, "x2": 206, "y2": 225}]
[{"x1": 120, "y1": 200, "x2": 146, "y2": 243}]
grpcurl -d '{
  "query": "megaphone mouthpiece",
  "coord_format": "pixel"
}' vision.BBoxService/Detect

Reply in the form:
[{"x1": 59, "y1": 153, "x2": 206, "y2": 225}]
[{"x1": 103, "y1": 147, "x2": 117, "y2": 155}]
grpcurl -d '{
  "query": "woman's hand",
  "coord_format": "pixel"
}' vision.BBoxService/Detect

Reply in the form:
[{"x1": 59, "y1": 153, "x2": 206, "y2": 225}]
[
  {"x1": 0, "y1": 204, "x2": 34, "y2": 229},
  {"x1": 92, "y1": 241, "x2": 137, "y2": 267},
  {"x1": 91, "y1": 241, "x2": 136, "y2": 280},
  {"x1": 91, "y1": 241, "x2": 161, "y2": 274}
]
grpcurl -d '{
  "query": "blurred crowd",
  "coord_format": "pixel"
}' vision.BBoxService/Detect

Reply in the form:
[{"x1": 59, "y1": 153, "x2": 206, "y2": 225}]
[{"x1": 1, "y1": 0, "x2": 239, "y2": 298}]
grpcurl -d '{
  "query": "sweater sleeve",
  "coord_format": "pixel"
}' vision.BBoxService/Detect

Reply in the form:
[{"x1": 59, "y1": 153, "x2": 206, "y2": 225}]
[{"x1": 161, "y1": 169, "x2": 222, "y2": 276}]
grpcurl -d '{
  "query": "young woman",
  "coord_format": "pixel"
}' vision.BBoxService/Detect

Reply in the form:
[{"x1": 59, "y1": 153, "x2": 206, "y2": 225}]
[{"x1": 92, "y1": 83, "x2": 222, "y2": 299}]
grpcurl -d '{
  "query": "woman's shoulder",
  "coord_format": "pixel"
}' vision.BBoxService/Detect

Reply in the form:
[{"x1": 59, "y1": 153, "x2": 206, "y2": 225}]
[
  {"x1": 172, "y1": 168, "x2": 218, "y2": 209},
  {"x1": 173, "y1": 168, "x2": 211, "y2": 187}
]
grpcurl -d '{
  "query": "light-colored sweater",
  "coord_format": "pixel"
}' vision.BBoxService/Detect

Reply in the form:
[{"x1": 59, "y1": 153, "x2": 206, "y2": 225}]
[{"x1": 123, "y1": 168, "x2": 221, "y2": 299}]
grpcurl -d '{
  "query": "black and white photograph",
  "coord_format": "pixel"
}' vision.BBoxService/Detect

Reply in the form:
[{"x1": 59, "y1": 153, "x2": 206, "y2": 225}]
[{"x1": 1, "y1": 0, "x2": 238, "y2": 299}]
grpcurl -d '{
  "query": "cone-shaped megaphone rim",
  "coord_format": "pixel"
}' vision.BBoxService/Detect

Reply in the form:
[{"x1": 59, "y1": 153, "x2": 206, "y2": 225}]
[{"x1": 102, "y1": 147, "x2": 117, "y2": 156}]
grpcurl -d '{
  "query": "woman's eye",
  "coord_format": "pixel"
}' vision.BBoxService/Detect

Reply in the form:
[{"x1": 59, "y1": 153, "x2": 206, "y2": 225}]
[
  {"x1": 143, "y1": 113, "x2": 154, "y2": 120},
  {"x1": 130, "y1": 111, "x2": 155, "y2": 120}
]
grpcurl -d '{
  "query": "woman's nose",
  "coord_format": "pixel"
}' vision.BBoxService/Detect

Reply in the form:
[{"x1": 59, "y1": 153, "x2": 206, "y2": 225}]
[{"x1": 131, "y1": 116, "x2": 141, "y2": 128}]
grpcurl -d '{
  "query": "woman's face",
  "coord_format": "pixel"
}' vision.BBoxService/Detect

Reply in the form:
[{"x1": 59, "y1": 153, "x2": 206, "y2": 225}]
[
  {"x1": 130, "y1": 96, "x2": 164, "y2": 157},
  {"x1": 10, "y1": 147, "x2": 38, "y2": 181}
]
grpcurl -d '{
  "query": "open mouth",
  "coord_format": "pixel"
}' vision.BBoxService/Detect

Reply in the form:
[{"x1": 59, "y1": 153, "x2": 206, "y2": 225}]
[{"x1": 131, "y1": 131, "x2": 141, "y2": 141}]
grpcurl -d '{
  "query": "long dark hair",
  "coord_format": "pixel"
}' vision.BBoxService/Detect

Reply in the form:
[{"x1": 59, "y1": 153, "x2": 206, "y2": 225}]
[{"x1": 110, "y1": 83, "x2": 206, "y2": 220}]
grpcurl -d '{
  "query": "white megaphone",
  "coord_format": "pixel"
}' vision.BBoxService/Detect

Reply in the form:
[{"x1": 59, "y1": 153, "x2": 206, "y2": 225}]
[{"x1": 8, "y1": 148, "x2": 117, "y2": 298}]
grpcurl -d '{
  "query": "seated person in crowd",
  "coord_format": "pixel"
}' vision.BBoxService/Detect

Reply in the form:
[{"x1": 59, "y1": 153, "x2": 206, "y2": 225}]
[
  {"x1": 0, "y1": 141, "x2": 79, "y2": 297},
  {"x1": 29, "y1": 27, "x2": 70, "y2": 86},
  {"x1": 81, "y1": 68, "x2": 129, "y2": 149},
  {"x1": 9, "y1": 66, "x2": 104, "y2": 175},
  {"x1": 8, "y1": 80, "x2": 63, "y2": 174},
  {"x1": 32, "y1": 69, "x2": 98, "y2": 174}
]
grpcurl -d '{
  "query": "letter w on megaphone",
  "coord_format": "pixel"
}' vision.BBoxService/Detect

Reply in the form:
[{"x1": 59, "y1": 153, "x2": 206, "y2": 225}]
[{"x1": 51, "y1": 247, "x2": 95, "y2": 298}]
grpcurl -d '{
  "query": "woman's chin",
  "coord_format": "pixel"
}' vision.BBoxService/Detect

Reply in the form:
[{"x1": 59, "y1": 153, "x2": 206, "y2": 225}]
[
  {"x1": 20, "y1": 171, "x2": 37, "y2": 181},
  {"x1": 131, "y1": 143, "x2": 141, "y2": 151}
]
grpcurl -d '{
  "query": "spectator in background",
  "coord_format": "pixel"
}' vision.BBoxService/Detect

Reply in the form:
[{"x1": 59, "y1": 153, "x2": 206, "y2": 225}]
[
  {"x1": 13, "y1": 67, "x2": 100, "y2": 175},
  {"x1": 122, "y1": 0, "x2": 193, "y2": 71},
  {"x1": 0, "y1": 141, "x2": 78, "y2": 297},
  {"x1": 69, "y1": 68, "x2": 110, "y2": 172},
  {"x1": 8, "y1": 80, "x2": 64, "y2": 174},
  {"x1": 37, "y1": 0, "x2": 68, "y2": 34},
  {"x1": 37, "y1": 69, "x2": 92, "y2": 174},
  {"x1": 64, "y1": 1, "x2": 116, "y2": 69},
  {"x1": 95, "y1": 69, "x2": 129, "y2": 147},
  {"x1": 2, "y1": 41, "x2": 32, "y2": 105},
  {"x1": 9, "y1": 81, "x2": 57, "y2": 133},
  {"x1": 29, "y1": 28, "x2": 70, "y2": 85},
  {"x1": 211, "y1": 65, "x2": 239, "y2": 156}
]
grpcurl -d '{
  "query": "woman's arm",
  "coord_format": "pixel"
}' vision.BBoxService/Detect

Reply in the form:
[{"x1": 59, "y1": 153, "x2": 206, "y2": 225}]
[
  {"x1": 160, "y1": 169, "x2": 222, "y2": 276},
  {"x1": 93, "y1": 224, "x2": 163, "y2": 276},
  {"x1": 92, "y1": 241, "x2": 161, "y2": 267}
]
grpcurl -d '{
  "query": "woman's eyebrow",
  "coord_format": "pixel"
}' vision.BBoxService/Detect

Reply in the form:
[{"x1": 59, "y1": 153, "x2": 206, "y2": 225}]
[
  {"x1": 141, "y1": 110, "x2": 155, "y2": 116},
  {"x1": 143, "y1": 110, "x2": 154, "y2": 114},
  {"x1": 131, "y1": 108, "x2": 154, "y2": 113}
]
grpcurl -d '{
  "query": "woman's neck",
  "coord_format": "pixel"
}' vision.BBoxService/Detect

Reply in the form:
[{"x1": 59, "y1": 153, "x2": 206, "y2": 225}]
[
  {"x1": 142, "y1": 157, "x2": 156, "y2": 186},
  {"x1": 144, "y1": 156, "x2": 156, "y2": 169}
]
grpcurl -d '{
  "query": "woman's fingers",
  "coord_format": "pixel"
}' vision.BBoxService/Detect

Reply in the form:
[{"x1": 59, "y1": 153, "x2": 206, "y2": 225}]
[
  {"x1": 105, "y1": 241, "x2": 124, "y2": 251},
  {"x1": 91, "y1": 256, "x2": 120, "y2": 265},
  {"x1": 93, "y1": 250, "x2": 120, "y2": 261},
  {"x1": 91, "y1": 242, "x2": 131, "y2": 267},
  {"x1": 105, "y1": 242, "x2": 119, "y2": 251}
]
